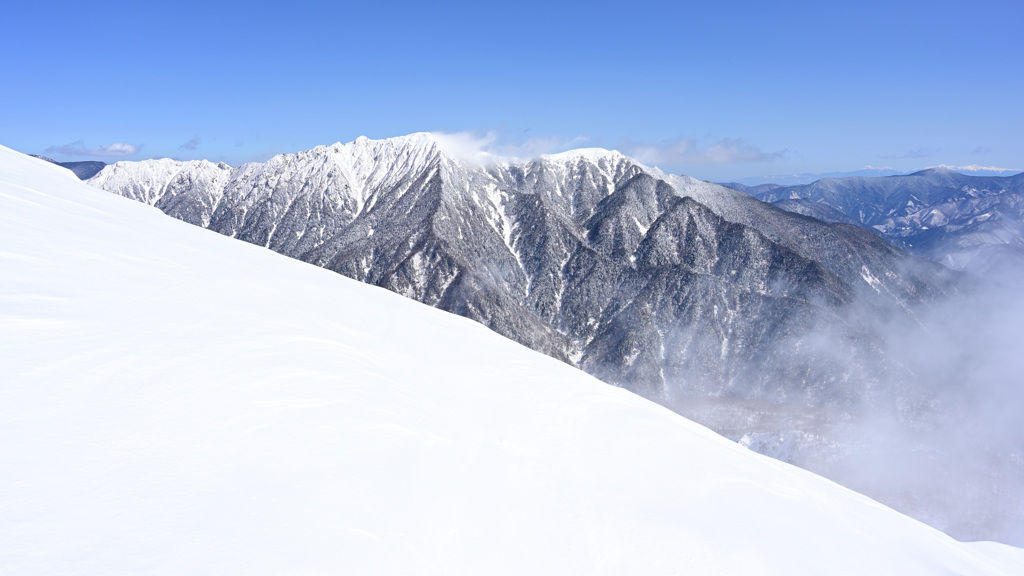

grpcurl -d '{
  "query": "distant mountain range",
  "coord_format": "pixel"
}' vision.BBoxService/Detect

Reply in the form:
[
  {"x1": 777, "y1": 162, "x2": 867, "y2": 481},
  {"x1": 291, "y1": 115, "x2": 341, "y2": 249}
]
[
  {"x1": 725, "y1": 165, "x2": 1021, "y2": 186},
  {"x1": 728, "y1": 168, "x2": 1024, "y2": 283},
  {"x1": 29, "y1": 154, "x2": 106, "y2": 179}
]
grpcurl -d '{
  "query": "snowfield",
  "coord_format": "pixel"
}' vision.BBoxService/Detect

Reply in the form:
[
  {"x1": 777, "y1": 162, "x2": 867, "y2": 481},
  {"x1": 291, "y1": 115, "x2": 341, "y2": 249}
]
[{"x1": 2, "y1": 145, "x2": 1022, "y2": 574}]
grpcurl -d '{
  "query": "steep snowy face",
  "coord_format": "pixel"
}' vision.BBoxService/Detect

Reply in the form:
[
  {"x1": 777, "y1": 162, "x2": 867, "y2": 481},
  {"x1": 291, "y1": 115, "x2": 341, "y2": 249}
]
[
  {"x1": 4, "y1": 144, "x2": 1024, "y2": 575},
  {"x1": 738, "y1": 169, "x2": 1024, "y2": 280},
  {"x1": 90, "y1": 158, "x2": 233, "y2": 226},
  {"x1": 210, "y1": 134, "x2": 449, "y2": 242}
]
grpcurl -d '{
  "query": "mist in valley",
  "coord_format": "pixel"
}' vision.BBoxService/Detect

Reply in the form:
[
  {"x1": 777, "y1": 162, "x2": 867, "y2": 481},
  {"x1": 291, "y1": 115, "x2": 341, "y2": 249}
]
[{"x1": 667, "y1": 263, "x2": 1024, "y2": 545}]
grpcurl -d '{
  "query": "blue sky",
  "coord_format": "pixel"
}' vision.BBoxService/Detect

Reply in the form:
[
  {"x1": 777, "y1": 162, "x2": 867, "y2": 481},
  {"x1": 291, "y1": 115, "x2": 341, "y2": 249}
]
[{"x1": 2, "y1": 0, "x2": 1021, "y2": 181}]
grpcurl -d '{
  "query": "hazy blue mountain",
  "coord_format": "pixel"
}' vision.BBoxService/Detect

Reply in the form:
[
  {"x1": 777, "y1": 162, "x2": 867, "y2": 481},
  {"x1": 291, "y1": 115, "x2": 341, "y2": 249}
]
[
  {"x1": 725, "y1": 167, "x2": 908, "y2": 186},
  {"x1": 726, "y1": 165, "x2": 1019, "y2": 187},
  {"x1": 734, "y1": 168, "x2": 1024, "y2": 282},
  {"x1": 30, "y1": 154, "x2": 107, "y2": 179}
]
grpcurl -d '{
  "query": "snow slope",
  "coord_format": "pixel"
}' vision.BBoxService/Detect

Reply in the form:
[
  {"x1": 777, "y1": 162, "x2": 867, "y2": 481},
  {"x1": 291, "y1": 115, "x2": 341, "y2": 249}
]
[{"x1": 2, "y1": 146, "x2": 1022, "y2": 575}]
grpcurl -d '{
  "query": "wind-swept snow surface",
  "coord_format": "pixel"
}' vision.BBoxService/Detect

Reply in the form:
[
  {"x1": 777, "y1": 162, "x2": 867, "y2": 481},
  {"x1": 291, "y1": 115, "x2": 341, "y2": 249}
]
[{"x1": 2, "y1": 146, "x2": 1022, "y2": 574}]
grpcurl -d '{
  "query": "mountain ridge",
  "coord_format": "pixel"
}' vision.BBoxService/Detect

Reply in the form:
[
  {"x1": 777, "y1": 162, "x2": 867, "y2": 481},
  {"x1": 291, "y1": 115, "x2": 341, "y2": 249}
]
[
  {"x1": 733, "y1": 169, "x2": 1024, "y2": 282},
  {"x1": 88, "y1": 134, "x2": 956, "y2": 401}
]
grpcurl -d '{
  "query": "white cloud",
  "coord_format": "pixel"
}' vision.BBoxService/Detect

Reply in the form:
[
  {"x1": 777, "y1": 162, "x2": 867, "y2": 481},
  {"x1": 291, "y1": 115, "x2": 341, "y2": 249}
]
[
  {"x1": 429, "y1": 131, "x2": 589, "y2": 165},
  {"x1": 429, "y1": 131, "x2": 501, "y2": 165},
  {"x1": 628, "y1": 137, "x2": 786, "y2": 166},
  {"x1": 495, "y1": 134, "x2": 591, "y2": 160},
  {"x1": 429, "y1": 132, "x2": 785, "y2": 169},
  {"x1": 46, "y1": 140, "x2": 140, "y2": 157}
]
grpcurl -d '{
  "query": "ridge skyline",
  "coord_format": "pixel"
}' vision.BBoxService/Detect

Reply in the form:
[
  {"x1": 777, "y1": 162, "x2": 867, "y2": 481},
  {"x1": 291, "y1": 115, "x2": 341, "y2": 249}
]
[{"x1": 30, "y1": 131, "x2": 1023, "y2": 186}]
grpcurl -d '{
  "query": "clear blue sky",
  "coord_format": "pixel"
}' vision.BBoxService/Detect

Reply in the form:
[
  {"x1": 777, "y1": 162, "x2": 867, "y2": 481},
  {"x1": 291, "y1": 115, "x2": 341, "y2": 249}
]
[{"x1": 2, "y1": 0, "x2": 1021, "y2": 181}]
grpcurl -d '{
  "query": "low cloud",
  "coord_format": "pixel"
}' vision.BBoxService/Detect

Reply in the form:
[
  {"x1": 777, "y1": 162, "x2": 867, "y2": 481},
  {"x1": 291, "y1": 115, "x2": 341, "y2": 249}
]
[
  {"x1": 628, "y1": 138, "x2": 787, "y2": 166},
  {"x1": 428, "y1": 132, "x2": 784, "y2": 168},
  {"x1": 880, "y1": 147, "x2": 937, "y2": 160},
  {"x1": 429, "y1": 131, "x2": 589, "y2": 165},
  {"x1": 971, "y1": 145, "x2": 991, "y2": 155},
  {"x1": 45, "y1": 140, "x2": 140, "y2": 157},
  {"x1": 429, "y1": 131, "x2": 501, "y2": 165},
  {"x1": 180, "y1": 136, "x2": 202, "y2": 151}
]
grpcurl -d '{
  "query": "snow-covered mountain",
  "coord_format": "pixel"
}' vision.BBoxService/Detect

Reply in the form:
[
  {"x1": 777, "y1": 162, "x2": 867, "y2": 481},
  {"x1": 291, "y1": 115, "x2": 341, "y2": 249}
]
[
  {"x1": 735, "y1": 168, "x2": 1024, "y2": 282},
  {"x1": 3, "y1": 145, "x2": 1023, "y2": 575},
  {"x1": 88, "y1": 133, "x2": 955, "y2": 401}
]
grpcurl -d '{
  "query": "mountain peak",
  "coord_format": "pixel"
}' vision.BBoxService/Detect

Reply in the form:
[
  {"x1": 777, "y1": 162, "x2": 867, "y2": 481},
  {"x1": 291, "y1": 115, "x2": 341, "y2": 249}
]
[
  {"x1": 919, "y1": 165, "x2": 958, "y2": 175},
  {"x1": 333, "y1": 132, "x2": 440, "y2": 154},
  {"x1": 304, "y1": 134, "x2": 630, "y2": 170},
  {"x1": 541, "y1": 147, "x2": 628, "y2": 164},
  {"x1": 380, "y1": 131, "x2": 438, "y2": 148}
]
